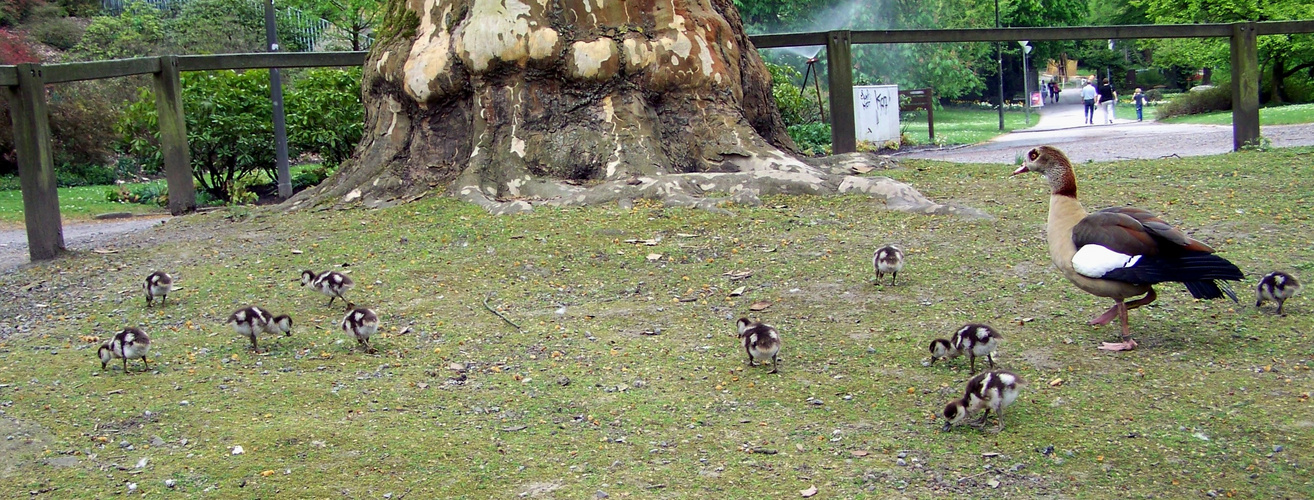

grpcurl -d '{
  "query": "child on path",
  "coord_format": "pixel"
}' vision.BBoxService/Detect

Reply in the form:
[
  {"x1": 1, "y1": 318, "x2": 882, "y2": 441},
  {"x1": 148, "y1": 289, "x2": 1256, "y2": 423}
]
[{"x1": 1133, "y1": 88, "x2": 1147, "y2": 121}]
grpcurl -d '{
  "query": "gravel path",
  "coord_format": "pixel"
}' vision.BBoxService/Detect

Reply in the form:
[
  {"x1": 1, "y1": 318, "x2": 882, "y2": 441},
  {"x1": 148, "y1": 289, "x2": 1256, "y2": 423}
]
[
  {"x1": 0, "y1": 216, "x2": 170, "y2": 272},
  {"x1": 899, "y1": 91, "x2": 1314, "y2": 164}
]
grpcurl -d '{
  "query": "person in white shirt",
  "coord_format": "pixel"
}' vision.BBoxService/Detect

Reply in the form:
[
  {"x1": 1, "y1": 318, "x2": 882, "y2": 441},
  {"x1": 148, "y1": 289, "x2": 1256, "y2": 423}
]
[{"x1": 1080, "y1": 79, "x2": 1097, "y2": 125}]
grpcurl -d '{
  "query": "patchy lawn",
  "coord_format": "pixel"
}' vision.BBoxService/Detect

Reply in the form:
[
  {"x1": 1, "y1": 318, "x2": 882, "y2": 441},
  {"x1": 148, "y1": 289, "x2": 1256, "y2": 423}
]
[{"x1": 0, "y1": 147, "x2": 1310, "y2": 497}]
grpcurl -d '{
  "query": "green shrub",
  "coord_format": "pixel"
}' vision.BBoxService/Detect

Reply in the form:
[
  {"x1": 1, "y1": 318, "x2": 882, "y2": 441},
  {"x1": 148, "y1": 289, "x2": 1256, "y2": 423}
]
[
  {"x1": 292, "y1": 164, "x2": 333, "y2": 190},
  {"x1": 105, "y1": 182, "x2": 166, "y2": 206},
  {"x1": 67, "y1": 1, "x2": 164, "y2": 61},
  {"x1": 56, "y1": 163, "x2": 115, "y2": 187},
  {"x1": 165, "y1": 0, "x2": 264, "y2": 54},
  {"x1": 1145, "y1": 89, "x2": 1164, "y2": 102},
  {"x1": 766, "y1": 62, "x2": 821, "y2": 127},
  {"x1": 1153, "y1": 85, "x2": 1231, "y2": 120},
  {"x1": 786, "y1": 123, "x2": 831, "y2": 156},
  {"x1": 286, "y1": 68, "x2": 363, "y2": 168},
  {"x1": 118, "y1": 70, "x2": 278, "y2": 202},
  {"x1": 25, "y1": 3, "x2": 83, "y2": 50},
  {"x1": 0, "y1": 175, "x2": 21, "y2": 191}
]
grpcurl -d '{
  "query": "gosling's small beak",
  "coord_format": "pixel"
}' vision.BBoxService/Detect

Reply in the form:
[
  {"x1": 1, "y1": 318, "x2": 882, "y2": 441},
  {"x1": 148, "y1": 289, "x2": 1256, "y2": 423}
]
[
  {"x1": 941, "y1": 422, "x2": 953, "y2": 432},
  {"x1": 1011, "y1": 165, "x2": 1030, "y2": 176}
]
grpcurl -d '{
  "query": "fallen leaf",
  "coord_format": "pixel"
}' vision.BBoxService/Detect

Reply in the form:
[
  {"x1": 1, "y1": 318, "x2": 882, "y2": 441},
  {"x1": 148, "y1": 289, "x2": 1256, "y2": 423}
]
[
  {"x1": 987, "y1": 478, "x2": 1000, "y2": 488},
  {"x1": 850, "y1": 450, "x2": 869, "y2": 457},
  {"x1": 501, "y1": 425, "x2": 527, "y2": 432},
  {"x1": 646, "y1": 253, "x2": 662, "y2": 262},
  {"x1": 982, "y1": 452, "x2": 1000, "y2": 458},
  {"x1": 749, "y1": 301, "x2": 772, "y2": 311},
  {"x1": 92, "y1": 248, "x2": 118, "y2": 254},
  {"x1": 261, "y1": 470, "x2": 275, "y2": 477},
  {"x1": 1049, "y1": 378, "x2": 1064, "y2": 387},
  {"x1": 800, "y1": 485, "x2": 818, "y2": 497},
  {"x1": 290, "y1": 249, "x2": 303, "y2": 254},
  {"x1": 729, "y1": 286, "x2": 746, "y2": 297},
  {"x1": 852, "y1": 165, "x2": 875, "y2": 174}
]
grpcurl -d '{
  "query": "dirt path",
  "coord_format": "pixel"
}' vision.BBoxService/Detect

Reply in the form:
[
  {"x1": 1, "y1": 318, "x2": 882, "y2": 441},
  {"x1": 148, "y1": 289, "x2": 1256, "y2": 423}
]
[
  {"x1": 900, "y1": 90, "x2": 1314, "y2": 164},
  {"x1": 0, "y1": 216, "x2": 170, "y2": 272}
]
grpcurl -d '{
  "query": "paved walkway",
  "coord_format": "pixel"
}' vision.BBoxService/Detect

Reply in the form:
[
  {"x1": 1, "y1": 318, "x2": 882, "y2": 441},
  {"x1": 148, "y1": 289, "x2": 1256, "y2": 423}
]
[{"x1": 900, "y1": 86, "x2": 1314, "y2": 164}]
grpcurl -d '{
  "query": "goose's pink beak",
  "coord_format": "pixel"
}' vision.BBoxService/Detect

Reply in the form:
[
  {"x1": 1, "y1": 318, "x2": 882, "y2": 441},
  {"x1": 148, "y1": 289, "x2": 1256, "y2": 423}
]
[{"x1": 1011, "y1": 165, "x2": 1030, "y2": 176}]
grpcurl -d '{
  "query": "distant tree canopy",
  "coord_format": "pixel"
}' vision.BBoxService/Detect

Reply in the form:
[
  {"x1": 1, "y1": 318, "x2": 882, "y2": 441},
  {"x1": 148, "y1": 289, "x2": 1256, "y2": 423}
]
[
  {"x1": 1130, "y1": 0, "x2": 1314, "y2": 101},
  {"x1": 736, "y1": 0, "x2": 1089, "y2": 100}
]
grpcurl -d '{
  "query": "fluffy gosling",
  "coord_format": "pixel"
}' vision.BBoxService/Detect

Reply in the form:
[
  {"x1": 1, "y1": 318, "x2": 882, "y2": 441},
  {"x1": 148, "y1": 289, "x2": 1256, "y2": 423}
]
[
  {"x1": 928, "y1": 323, "x2": 1001, "y2": 374},
  {"x1": 942, "y1": 370, "x2": 1022, "y2": 432},
  {"x1": 1256, "y1": 271, "x2": 1301, "y2": 316},
  {"x1": 341, "y1": 304, "x2": 379, "y2": 354},
  {"x1": 98, "y1": 327, "x2": 151, "y2": 373},
  {"x1": 144, "y1": 271, "x2": 173, "y2": 307},
  {"x1": 227, "y1": 306, "x2": 293, "y2": 352},
  {"x1": 872, "y1": 245, "x2": 905, "y2": 286},
  {"x1": 735, "y1": 318, "x2": 781, "y2": 374},
  {"x1": 301, "y1": 270, "x2": 354, "y2": 306}
]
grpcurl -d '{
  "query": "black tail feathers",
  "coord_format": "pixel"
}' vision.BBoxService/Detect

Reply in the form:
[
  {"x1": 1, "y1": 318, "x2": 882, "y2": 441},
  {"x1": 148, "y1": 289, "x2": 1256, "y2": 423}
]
[{"x1": 1102, "y1": 252, "x2": 1242, "y2": 301}]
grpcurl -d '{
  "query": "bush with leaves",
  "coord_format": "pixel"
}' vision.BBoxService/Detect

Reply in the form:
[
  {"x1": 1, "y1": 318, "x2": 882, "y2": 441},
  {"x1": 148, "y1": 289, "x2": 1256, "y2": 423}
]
[
  {"x1": 23, "y1": 3, "x2": 83, "y2": 50},
  {"x1": 765, "y1": 62, "x2": 821, "y2": 127},
  {"x1": 286, "y1": 68, "x2": 363, "y2": 168},
  {"x1": 119, "y1": 70, "x2": 277, "y2": 202},
  {"x1": 786, "y1": 123, "x2": 831, "y2": 156},
  {"x1": 1153, "y1": 85, "x2": 1232, "y2": 120},
  {"x1": 66, "y1": 1, "x2": 164, "y2": 61}
]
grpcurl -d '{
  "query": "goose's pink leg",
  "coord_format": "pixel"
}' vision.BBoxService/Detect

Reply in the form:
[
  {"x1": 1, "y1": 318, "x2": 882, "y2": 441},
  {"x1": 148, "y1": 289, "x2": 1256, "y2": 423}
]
[{"x1": 1099, "y1": 299, "x2": 1139, "y2": 351}]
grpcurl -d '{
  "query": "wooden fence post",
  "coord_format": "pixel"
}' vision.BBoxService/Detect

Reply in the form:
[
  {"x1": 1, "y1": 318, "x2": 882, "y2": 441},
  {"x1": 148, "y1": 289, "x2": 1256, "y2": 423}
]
[
  {"x1": 153, "y1": 55, "x2": 195, "y2": 215},
  {"x1": 4, "y1": 63, "x2": 64, "y2": 261},
  {"x1": 1230, "y1": 22, "x2": 1260, "y2": 150},
  {"x1": 826, "y1": 30, "x2": 856, "y2": 154}
]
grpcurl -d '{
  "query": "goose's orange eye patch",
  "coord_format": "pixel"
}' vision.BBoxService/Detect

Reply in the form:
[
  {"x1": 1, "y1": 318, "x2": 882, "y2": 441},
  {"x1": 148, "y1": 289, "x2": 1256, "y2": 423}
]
[{"x1": 1028, "y1": 150, "x2": 1039, "y2": 160}]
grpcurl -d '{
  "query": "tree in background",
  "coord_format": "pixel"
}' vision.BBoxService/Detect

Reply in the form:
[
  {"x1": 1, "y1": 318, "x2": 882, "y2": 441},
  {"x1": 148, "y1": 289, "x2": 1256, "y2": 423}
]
[
  {"x1": 1131, "y1": 0, "x2": 1314, "y2": 102},
  {"x1": 165, "y1": 0, "x2": 266, "y2": 54},
  {"x1": 283, "y1": 0, "x2": 378, "y2": 51},
  {"x1": 67, "y1": 0, "x2": 165, "y2": 61}
]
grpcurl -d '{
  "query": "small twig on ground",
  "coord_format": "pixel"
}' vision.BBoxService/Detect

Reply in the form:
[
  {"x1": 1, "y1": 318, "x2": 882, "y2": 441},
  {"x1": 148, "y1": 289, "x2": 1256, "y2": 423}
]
[
  {"x1": 1158, "y1": 153, "x2": 1181, "y2": 159},
  {"x1": 957, "y1": 469, "x2": 992, "y2": 483},
  {"x1": 482, "y1": 294, "x2": 522, "y2": 331}
]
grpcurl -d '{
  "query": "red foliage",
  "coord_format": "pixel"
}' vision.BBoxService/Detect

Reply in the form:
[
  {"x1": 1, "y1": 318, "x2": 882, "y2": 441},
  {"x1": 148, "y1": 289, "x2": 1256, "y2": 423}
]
[{"x1": 0, "y1": 29, "x2": 39, "y2": 64}]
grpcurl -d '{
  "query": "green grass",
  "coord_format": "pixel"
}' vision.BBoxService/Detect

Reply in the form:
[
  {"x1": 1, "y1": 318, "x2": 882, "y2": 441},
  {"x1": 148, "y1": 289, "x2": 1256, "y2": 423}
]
[
  {"x1": 0, "y1": 180, "x2": 169, "y2": 228},
  {"x1": 902, "y1": 107, "x2": 1034, "y2": 146},
  {"x1": 0, "y1": 148, "x2": 1311, "y2": 497},
  {"x1": 1154, "y1": 102, "x2": 1314, "y2": 125}
]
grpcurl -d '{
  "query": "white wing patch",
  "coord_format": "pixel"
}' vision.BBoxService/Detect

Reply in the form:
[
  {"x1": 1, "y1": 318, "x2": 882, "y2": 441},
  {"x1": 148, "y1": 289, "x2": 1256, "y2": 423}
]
[{"x1": 1072, "y1": 245, "x2": 1142, "y2": 279}]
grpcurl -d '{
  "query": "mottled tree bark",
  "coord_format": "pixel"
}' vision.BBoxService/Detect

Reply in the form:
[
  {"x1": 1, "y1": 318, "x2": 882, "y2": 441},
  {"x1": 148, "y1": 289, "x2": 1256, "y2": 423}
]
[{"x1": 290, "y1": 0, "x2": 984, "y2": 219}]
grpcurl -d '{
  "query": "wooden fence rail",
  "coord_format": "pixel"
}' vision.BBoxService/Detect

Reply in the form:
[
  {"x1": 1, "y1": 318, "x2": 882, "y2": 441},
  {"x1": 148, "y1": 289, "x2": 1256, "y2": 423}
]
[
  {"x1": 4, "y1": 20, "x2": 1314, "y2": 263},
  {"x1": 749, "y1": 20, "x2": 1314, "y2": 155},
  {"x1": 2, "y1": 51, "x2": 365, "y2": 261}
]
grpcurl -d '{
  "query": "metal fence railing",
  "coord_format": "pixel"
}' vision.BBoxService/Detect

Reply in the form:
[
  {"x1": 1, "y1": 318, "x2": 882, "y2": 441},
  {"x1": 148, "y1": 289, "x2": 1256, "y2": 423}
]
[{"x1": 99, "y1": 0, "x2": 372, "y2": 51}]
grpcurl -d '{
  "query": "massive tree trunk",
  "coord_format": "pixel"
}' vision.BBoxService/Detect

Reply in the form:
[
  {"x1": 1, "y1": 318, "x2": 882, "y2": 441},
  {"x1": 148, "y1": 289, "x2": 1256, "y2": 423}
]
[{"x1": 290, "y1": 0, "x2": 985, "y2": 219}]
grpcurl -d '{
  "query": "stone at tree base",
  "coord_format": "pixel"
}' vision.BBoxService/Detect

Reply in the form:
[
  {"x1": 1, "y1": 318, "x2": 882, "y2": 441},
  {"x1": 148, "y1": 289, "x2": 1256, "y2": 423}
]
[{"x1": 288, "y1": 0, "x2": 985, "y2": 220}]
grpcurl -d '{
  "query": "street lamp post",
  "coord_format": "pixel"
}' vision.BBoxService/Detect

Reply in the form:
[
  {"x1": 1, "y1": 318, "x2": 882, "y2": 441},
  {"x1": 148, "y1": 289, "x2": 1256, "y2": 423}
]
[
  {"x1": 1019, "y1": 41, "x2": 1032, "y2": 125},
  {"x1": 995, "y1": 0, "x2": 1004, "y2": 131}
]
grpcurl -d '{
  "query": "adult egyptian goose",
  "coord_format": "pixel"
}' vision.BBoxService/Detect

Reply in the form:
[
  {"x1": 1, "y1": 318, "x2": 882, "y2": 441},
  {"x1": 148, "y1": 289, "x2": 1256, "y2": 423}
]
[
  {"x1": 1256, "y1": 271, "x2": 1301, "y2": 316},
  {"x1": 301, "y1": 270, "x2": 354, "y2": 306},
  {"x1": 227, "y1": 306, "x2": 293, "y2": 352},
  {"x1": 144, "y1": 271, "x2": 173, "y2": 307},
  {"x1": 872, "y1": 245, "x2": 905, "y2": 285},
  {"x1": 942, "y1": 370, "x2": 1022, "y2": 432},
  {"x1": 736, "y1": 317, "x2": 781, "y2": 374},
  {"x1": 1014, "y1": 146, "x2": 1243, "y2": 351},
  {"x1": 341, "y1": 304, "x2": 379, "y2": 354},
  {"x1": 98, "y1": 327, "x2": 151, "y2": 373}
]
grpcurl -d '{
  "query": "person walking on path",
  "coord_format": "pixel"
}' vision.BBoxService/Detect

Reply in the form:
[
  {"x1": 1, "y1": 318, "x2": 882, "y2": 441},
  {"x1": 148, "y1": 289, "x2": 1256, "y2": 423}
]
[
  {"x1": 1133, "y1": 88, "x2": 1147, "y2": 122},
  {"x1": 1097, "y1": 78, "x2": 1117, "y2": 124},
  {"x1": 1050, "y1": 81, "x2": 1062, "y2": 104},
  {"x1": 1081, "y1": 79, "x2": 1097, "y2": 124}
]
